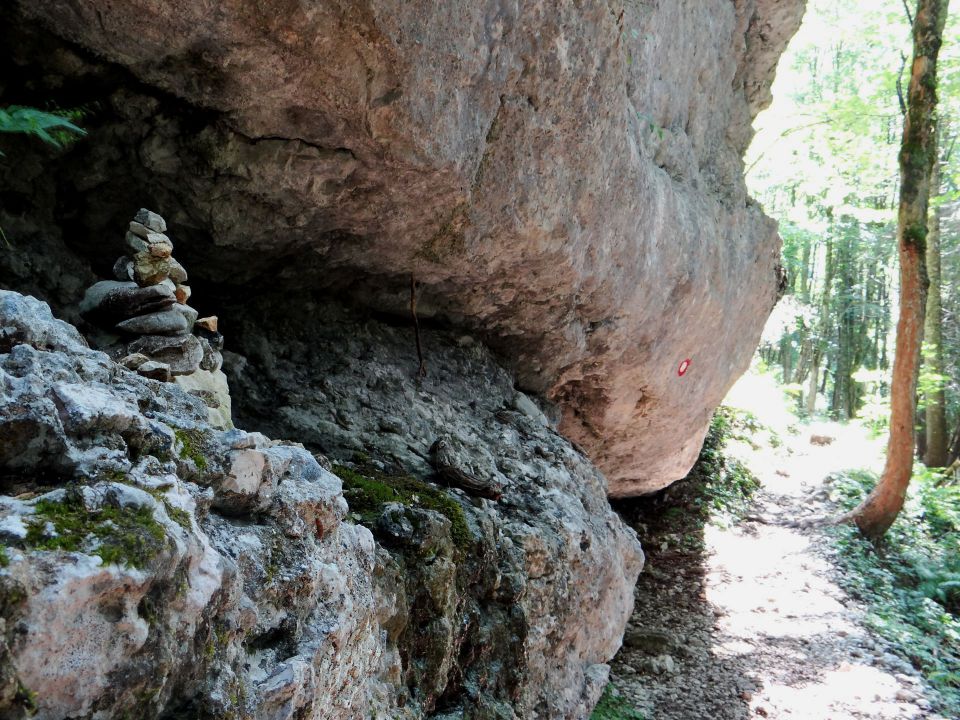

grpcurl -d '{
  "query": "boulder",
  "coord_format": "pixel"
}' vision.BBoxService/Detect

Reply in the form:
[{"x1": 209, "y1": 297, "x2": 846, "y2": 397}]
[
  {"x1": 124, "y1": 231, "x2": 149, "y2": 255},
  {"x1": 112, "y1": 256, "x2": 135, "y2": 282},
  {"x1": 197, "y1": 336, "x2": 223, "y2": 372},
  {"x1": 115, "y1": 308, "x2": 189, "y2": 336},
  {"x1": 136, "y1": 359, "x2": 173, "y2": 382},
  {"x1": 0, "y1": 289, "x2": 643, "y2": 719},
  {"x1": 128, "y1": 220, "x2": 152, "y2": 239},
  {"x1": 133, "y1": 254, "x2": 172, "y2": 286},
  {"x1": 174, "y1": 368, "x2": 233, "y2": 429},
  {"x1": 118, "y1": 352, "x2": 150, "y2": 370},
  {"x1": 148, "y1": 238, "x2": 173, "y2": 258},
  {"x1": 0, "y1": 291, "x2": 376, "y2": 720},
  {"x1": 14, "y1": 0, "x2": 805, "y2": 494},
  {"x1": 134, "y1": 207, "x2": 167, "y2": 232},
  {"x1": 167, "y1": 258, "x2": 188, "y2": 284},
  {"x1": 226, "y1": 294, "x2": 645, "y2": 718}
]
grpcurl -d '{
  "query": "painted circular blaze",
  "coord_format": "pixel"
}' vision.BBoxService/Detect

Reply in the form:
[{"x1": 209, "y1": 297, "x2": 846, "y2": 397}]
[{"x1": 677, "y1": 358, "x2": 691, "y2": 377}]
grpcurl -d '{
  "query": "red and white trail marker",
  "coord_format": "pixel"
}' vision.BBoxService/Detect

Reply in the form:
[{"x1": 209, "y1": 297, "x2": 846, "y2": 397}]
[{"x1": 677, "y1": 358, "x2": 691, "y2": 377}]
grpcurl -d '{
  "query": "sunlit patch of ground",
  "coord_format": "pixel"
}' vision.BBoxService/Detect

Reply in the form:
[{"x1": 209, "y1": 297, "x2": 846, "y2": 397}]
[{"x1": 607, "y1": 366, "x2": 943, "y2": 720}]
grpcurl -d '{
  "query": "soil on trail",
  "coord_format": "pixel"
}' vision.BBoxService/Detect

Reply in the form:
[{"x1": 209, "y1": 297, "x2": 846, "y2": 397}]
[{"x1": 607, "y1": 371, "x2": 948, "y2": 720}]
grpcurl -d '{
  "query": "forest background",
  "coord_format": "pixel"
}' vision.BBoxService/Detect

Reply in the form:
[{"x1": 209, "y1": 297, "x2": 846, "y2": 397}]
[{"x1": 749, "y1": 0, "x2": 960, "y2": 469}]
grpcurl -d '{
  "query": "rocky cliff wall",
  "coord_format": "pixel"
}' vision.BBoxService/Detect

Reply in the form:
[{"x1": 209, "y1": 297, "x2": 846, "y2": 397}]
[
  {"x1": 0, "y1": 290, "x2": 642, "y2": 719},
  {"x1": 3, "y1": 0, "x2": 804, "y2": 495}
]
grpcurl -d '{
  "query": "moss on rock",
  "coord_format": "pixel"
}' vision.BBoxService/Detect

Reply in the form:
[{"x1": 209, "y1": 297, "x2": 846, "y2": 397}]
[
  {"x1": 173, "y1": 428, "x2": 209, "y2": 471},
  {"x1": 332, "y1": 462, "x2": 471, "y2": 548},
  {"x1": 22, "y1": 493, "x2": 166, "y2": 569}
]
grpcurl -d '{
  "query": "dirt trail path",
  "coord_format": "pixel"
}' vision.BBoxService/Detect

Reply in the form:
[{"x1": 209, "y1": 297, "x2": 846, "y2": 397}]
[{"x1": 607, "y1": 371, "x2": 947, "y2": 720}]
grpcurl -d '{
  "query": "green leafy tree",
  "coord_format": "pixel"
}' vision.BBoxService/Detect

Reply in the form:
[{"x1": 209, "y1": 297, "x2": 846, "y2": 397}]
[
  {"x1": 0, "y1": 105, "x2": 85, "y2": 153},
  {"x1": 0, "y1": 105, "x2": 86, "y2": 246}
]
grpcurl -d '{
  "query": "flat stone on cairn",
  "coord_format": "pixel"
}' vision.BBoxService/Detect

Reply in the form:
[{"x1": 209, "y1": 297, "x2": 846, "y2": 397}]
[{"x1": 79, "y1": 208, "x2": 222, "y2": 382}]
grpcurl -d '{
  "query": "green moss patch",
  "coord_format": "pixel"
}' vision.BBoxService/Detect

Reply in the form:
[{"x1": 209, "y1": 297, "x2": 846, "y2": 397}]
[
  {"x1": 160, "y1": 499, "x2": 192, "y2": 529},
  {"x1": 332, "y1": 462, "x2": 471, "y2": 548},
  {"x1": 89, "y1": 471, "x2": 192, "y2": 531},
  {"x1": 23, "y1": 494, "x2": 166, "y2": 569},
  {"x1": 590, "y1": 684, "x2": 645, "y2": 719},
  {"x1": 174, "y1": 428, "x2": 208, "y2": 471}
]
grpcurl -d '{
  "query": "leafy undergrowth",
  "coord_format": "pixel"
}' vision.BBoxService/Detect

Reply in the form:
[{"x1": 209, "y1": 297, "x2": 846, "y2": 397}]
[
  {"x1": 693, "y1": 407, "x2": 764, "y2": 526},
  {"x1": 590, "y1": 685, "x2": 646, "y2": 720},
  {"x1": 616, "y1": 406, "x2": 762, "y2": 554},
  {"x1": 828, "y1": 467, "x2": 960, "y2": 715}
]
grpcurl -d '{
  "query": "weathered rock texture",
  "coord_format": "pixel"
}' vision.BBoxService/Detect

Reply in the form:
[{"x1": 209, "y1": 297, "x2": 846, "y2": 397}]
[
  {"x1": 224, "y1": 293, "x2": 646, "y2": 716},
  {"x1": 6, "y1": 0, "x2": 804, "y2": 494},
  {"x1": 0, "y1": 290, "x2": 642, "y2": 719}
]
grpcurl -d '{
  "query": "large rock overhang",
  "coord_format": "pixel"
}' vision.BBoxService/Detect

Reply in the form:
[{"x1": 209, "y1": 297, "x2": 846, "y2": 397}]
[{"x1": 7, "y1": 0, "x2": 805, "y2": 495}]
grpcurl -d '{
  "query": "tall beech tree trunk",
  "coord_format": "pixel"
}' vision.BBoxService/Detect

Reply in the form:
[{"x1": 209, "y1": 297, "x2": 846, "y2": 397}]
[
  {"x1": 923, "y1": 136, "x2": 948, "y2": 467},
  {"x1": 850, "y1": 0, "x2": 948, "y2": 541},
  {"x1": 807, "y1": 237, "x2": 834, "y2": 416}
]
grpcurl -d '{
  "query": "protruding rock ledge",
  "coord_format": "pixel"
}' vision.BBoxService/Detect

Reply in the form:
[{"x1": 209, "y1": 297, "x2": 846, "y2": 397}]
[{"x1": 13, "y1": 0, "x2": 805, "y2": 495}]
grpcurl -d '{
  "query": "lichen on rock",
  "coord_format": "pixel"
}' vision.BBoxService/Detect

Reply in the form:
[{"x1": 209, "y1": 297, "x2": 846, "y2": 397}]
[
  {"x1": 0, "y1": 290, "x2": 643, "y2": 719},
  {"x1": 0, "y1": 290, "x2": 379, "y2": 719}
]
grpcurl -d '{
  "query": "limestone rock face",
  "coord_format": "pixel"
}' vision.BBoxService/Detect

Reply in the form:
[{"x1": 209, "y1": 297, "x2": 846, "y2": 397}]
[
  {"x1": 14, "y1": 0, "x2": 805, "y2": 494},
  {"x1": 225, "y1": 294, "x2": 645, "y2": 717},
  {"x1": 0, "y1": 290, "x2": 642, "y2": 719},
  {"x1": 0, "y1": 291, "x2": 380, "y2": 720}
]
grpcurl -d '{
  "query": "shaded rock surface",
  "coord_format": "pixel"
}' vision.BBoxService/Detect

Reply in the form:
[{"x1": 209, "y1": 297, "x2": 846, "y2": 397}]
[
  {"x1": 0, "y1": 290, "x2": 642, "y2": 719},
  {"x1": 224, "y1": 293, "x2": 646, "y2": 717},
  {"x1": 4, "y1": 0, "x2": 804, "y2": 494}
]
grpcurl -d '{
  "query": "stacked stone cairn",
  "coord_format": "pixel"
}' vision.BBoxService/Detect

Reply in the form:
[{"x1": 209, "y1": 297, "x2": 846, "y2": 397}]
[{"x1": 79, "y1": 208, "x2": 223, "y2": 383}]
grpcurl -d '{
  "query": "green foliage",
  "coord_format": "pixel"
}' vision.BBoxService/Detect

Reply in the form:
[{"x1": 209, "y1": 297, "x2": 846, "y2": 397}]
[
  {"x1": 692, "y1": 408, "x2": 762, "y2": 525},
  {"x1": 20, "y1": 493, "x2": 166, "y2": 569},
  {"x1": 14, "y1": 681, "x2": 37, "y2": 716},
  {"x1": 919, "y1": 341, "x2": 950, "y2": 410},
  {"x1": 0, "y1": 105, "x2": 86, "y2": 154},
  {"x1": 332, "y1": 461, "x2": 471, "y2": 549},
  {"x1": 174, "y1": 429, "x2": 209, "y2": 471},
  {"x1": 590, "y1": 685, "x2": 645, "y2": 720},
  {"x1": 0, "y1": 104, "x2": 88, "y2": 248},
  {"x1": 625, "y1": 406, "x2": 763, "y2": 554},
  {"x1": 828, "y1": 467, "x2": 960, "y2": 714},
  {"x1": 750, "y1": 0, "x2": 960, "y2": 433},
  {"x1": 854, "y1": 367, "x2": 891, "y2": 437}
]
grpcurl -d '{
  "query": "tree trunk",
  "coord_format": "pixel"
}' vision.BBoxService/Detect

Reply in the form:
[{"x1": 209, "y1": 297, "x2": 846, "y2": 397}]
[
  {"x1": 806, "y1": 236, "x2": 834, "y2": 416},
  {"x1": 806, "y1": 357, "x2": 820, "y2": 416},
  {"x1": 850, "y1": 0, "x2": 948, "y2": 541},
  {"x1": 949, "y1": 417, "x2": 960, "y2": 465},
  {"x1": 923, "y1": 139, "x2": 949, "y2": 467},
  {"x1": 799, "y1": 239, "x2": 812, "y2": 302}
]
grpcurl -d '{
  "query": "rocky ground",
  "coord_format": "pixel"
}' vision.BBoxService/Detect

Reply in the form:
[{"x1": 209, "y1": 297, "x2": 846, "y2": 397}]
[{"x1": 606, "y1": 370, "x2": 949, "y2": 720}]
